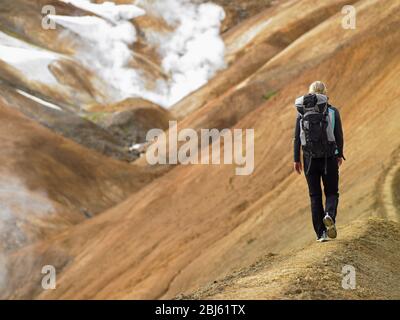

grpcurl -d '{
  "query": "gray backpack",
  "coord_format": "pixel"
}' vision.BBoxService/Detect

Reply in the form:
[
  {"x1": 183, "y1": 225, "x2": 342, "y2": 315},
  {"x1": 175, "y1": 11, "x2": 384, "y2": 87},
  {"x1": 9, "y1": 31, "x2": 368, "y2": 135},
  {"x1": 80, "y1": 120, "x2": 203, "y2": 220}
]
[{"x1": 295, "y1": 93, "x2": 337, "y2": 173}]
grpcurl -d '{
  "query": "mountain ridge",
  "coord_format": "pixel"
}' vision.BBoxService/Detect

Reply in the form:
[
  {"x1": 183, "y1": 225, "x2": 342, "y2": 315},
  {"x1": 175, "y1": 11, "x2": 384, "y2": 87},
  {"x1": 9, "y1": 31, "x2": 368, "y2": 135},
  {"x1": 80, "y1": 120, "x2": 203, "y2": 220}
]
[{"x1": 181, "y1": 217, "x2": 400, "y2": 300}]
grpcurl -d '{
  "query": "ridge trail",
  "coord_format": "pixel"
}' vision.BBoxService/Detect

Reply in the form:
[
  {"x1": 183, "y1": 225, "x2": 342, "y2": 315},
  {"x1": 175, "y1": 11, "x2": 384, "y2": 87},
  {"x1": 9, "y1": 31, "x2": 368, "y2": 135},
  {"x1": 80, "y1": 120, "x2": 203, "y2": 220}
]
[{"x1": 381, "y1": 150, "x2": 400, "y2": 222}]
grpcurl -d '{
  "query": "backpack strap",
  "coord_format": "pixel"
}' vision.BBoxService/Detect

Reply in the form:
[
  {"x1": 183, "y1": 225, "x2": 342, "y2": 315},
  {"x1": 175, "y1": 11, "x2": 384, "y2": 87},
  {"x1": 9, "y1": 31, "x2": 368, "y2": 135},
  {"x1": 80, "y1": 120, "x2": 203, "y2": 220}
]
[{"x1": 322, "y1": 105, "x2": 329, "y2": 175}]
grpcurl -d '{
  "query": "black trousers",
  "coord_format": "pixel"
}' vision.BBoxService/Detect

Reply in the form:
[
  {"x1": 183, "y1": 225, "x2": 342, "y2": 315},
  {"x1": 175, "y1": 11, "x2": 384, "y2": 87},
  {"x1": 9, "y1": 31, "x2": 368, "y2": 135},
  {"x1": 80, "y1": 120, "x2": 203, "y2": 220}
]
[{"x1": 304, "y1": 156, "x2": 339, "y2": 238}]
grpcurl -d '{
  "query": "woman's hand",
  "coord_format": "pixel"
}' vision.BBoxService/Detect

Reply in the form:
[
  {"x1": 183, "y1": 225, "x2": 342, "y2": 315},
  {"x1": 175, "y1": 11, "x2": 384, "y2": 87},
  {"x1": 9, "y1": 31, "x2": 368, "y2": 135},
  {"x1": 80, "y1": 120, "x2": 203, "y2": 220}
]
[
  {"x1": 294, "y1": 162, "x2": 302, "y2": 174},
  {"x1": 337, "y1": 157, "x2": 344, "y2": 167}
]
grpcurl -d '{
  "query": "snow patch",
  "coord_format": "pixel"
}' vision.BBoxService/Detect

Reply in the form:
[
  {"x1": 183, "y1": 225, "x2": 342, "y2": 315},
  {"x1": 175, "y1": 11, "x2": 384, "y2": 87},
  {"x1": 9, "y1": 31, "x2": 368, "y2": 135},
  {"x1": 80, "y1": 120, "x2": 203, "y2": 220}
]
[
  {"x1": 0, "y1": 31, "x2": 66, "y2": 85},
  {"x1": 0, "y1": 31, "x2": 36, "y2": 49},
  {"x1": 16, "y1": 89, "x2": 63, "y2": 111},
  {"x1": 0, "y1": 45, "x2": 59, "y2": 84},
  {"x1": 61, "y1": 0, "x2": 146, "y2": 22}
]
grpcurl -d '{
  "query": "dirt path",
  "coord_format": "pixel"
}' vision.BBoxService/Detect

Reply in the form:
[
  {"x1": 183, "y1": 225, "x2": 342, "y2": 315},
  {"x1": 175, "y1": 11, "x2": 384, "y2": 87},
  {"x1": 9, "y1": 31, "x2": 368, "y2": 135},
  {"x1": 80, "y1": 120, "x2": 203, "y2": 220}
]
[{"x1": 181, "y1": 218, "x2": 400, "y2": 300}]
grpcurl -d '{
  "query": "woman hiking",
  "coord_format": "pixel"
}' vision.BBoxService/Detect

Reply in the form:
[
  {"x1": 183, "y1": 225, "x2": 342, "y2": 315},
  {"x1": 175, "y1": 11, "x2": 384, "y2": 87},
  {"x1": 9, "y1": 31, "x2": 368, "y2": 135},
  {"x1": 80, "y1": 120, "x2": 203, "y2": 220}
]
[{"x1": 293, "y1": 81, "x2": 345, "y2": 242}]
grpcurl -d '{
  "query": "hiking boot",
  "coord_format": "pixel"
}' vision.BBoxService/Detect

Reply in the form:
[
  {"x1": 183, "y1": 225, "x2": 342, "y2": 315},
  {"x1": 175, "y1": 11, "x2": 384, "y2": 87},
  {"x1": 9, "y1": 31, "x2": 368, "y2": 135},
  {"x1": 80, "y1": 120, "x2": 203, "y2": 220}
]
[
  {"x1": 323, "y1": 214, "x2": 337, "y2": 239},
  {"x1": 317, "y1": 231, "x2": 328, "y2": 242}
]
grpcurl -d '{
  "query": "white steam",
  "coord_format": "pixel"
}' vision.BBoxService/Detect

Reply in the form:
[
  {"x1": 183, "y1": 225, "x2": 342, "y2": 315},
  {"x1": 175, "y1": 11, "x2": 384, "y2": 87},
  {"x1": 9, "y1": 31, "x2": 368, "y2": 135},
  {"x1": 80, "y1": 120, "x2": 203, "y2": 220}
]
[
  {"x1": 48, "y1": 13, "x2": 145, "y2": 101},
  {"x1": 0, "y1": 177, "x2": 55, "y2": 291},
  {"x1": 49, "y1": 0, "x2": 226, "y2": 108},
  {"x1": 146, "y1": 0, "x2": 226, "y2": 106},
  {"x1": 0, "y1": 177, "x2": 55, "y2": 251}
]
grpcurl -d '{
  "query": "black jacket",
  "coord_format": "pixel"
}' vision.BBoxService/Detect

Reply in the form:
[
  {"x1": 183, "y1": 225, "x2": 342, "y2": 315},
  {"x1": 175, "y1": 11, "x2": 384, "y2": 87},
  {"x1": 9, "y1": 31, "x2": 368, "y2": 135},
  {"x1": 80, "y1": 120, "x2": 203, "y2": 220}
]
[{"x1": 293, "y1": 105, "x2": 344, "y2": 162}]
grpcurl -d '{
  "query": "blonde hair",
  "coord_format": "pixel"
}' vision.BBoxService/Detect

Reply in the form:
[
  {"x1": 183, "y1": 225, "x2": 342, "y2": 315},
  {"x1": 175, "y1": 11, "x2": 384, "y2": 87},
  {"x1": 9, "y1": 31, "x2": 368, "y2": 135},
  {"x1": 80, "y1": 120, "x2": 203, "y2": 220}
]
[{"x1": 309, "y1": 81, "x2": 327, "y2": 95}]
